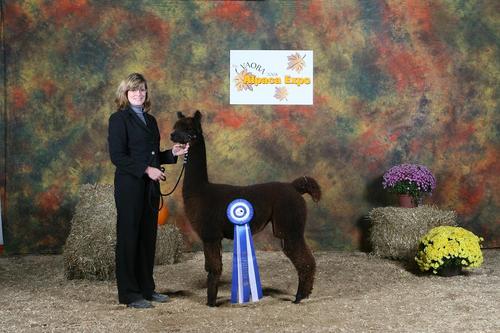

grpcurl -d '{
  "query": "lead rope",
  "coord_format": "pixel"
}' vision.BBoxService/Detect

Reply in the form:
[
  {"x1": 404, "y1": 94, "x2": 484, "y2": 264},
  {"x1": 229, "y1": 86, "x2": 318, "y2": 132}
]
[{"x1": 149, "y1": 153, "x2": 188, "y2": 213}]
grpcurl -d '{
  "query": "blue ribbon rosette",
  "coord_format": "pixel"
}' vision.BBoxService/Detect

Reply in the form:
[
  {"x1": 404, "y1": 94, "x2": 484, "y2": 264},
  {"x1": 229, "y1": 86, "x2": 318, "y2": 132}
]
[{"x1": 226, "y1": 199, "x2": 263, "y2": 304}]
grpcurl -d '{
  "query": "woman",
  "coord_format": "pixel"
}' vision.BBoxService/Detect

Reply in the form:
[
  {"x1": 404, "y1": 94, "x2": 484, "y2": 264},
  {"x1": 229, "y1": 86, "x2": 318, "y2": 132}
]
[{"x1": 108, "y1": 73, "x2": 188, "y2": 308}]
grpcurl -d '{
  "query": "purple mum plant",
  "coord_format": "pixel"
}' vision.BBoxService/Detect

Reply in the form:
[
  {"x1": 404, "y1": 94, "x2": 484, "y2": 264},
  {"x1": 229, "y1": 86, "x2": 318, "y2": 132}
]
[{"x1": 382, "y1": 164, "x2": 436, "y2": 201}]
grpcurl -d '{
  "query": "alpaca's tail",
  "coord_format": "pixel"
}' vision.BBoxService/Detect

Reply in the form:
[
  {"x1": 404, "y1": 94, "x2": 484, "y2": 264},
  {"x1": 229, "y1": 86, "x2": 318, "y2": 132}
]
[{"x1": 292, "y1": 176, "x2": 321, "y2": 202}]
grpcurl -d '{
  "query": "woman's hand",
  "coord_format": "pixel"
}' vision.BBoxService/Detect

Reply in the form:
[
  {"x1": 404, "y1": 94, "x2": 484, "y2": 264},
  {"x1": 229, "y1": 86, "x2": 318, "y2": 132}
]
[
  {"x1": 172, "y1": 143, "x2": 189, "y2": 156},
  {"x1": 145, "y1": 166, "x2": 166, "y2": 181}
]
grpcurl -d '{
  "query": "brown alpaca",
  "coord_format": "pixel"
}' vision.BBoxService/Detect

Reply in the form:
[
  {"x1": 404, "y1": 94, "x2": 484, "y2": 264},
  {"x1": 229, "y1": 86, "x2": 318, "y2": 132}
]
[{"x1": 170, "y1": 111, "x2": 321, "y2": 306}]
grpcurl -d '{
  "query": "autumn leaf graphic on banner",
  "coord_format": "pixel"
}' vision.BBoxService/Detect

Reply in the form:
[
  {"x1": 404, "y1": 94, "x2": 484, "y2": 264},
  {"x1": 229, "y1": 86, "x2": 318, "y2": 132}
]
[
  {"x1": 274, "y1": 86, "x2": 288, "y2": 101},
  {"x1": 287, "y1": 52, "x2": 306, "y2": 73},
  {"x1": 234, "y1": 68, "x2": 254, "y2": 91}
]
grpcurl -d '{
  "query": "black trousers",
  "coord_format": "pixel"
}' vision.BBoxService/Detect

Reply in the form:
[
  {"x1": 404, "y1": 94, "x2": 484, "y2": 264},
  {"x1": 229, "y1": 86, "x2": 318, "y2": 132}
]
[{"x1": 114, "y1": 173, "x2": 160, "y2": 304}]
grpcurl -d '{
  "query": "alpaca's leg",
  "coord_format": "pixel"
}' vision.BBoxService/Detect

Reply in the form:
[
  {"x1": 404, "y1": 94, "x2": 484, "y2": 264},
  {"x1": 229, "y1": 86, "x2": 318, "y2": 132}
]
[
  {"x1": 203, "y1": 240, "x2": 222, "y2": 307},
  {"x1": 282, "y1": 236, "x2": 316, "y2": 303}
]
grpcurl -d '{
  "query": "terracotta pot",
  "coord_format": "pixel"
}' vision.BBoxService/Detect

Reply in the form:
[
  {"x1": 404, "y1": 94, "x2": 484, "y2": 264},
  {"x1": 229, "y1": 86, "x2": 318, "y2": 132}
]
[{"x1": 398, "y1": 194, "x2": 416, "y2": 208}]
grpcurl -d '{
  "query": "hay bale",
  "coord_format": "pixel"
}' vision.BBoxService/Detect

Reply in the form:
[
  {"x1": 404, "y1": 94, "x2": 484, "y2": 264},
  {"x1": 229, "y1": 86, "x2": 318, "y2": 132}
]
[
  {"x1": 368, "y1": 205, "x2": 457, "y2": 260},
  {"x1": 63, "y1": 184, "x2": 184, "y2": 280},
  {"x1": 155, "y1": 223, "x2": 184, "y2": 265}
]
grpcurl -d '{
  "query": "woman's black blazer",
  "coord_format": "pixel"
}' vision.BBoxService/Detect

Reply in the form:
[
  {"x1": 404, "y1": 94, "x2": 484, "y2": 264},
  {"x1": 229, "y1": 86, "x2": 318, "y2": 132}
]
[{"x1": 108, "y1": 107, "x2": 177, "y2": 178}]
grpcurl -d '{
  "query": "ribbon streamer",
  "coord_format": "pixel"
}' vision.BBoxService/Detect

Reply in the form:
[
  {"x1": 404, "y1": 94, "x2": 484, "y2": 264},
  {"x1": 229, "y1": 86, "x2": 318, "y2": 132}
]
[{"x1": 227, "y1": 199, "x2": 263, "y2": 304}]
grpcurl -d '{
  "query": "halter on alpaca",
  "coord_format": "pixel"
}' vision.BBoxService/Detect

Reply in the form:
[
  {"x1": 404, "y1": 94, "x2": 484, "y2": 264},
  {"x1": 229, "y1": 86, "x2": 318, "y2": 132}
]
[{"x1": 170, "y1": 110, "x2": 321, "y2": 306}]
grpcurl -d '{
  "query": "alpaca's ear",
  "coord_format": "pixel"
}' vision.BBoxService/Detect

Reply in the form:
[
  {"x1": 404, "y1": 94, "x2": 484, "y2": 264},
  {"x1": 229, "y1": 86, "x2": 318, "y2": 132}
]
[
  {"x1": 177, "y1": 112, "x2": 185, "y2": 119},
  {"x1": 194, "y1": 110, "x2": 202, "y2": 121},
  {"x1": 194, "y1": 110, "x2": 203, "y2": 133}
]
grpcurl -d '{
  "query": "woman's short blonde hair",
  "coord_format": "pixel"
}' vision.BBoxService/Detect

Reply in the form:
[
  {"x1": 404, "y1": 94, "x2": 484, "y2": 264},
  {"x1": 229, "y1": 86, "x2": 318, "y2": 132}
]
[{"x1": 115, "y1": 73, "x2": 151, "y2": 112}]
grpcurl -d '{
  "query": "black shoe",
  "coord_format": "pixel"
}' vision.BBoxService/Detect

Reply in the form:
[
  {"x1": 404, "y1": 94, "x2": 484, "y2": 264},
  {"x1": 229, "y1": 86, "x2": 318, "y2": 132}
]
[
  {"x1": 149, "y1": 292, "x2": 170, "y2": 303},
  {"x1": 127, "y1": 299, "x2": 154, "y2": 309}
]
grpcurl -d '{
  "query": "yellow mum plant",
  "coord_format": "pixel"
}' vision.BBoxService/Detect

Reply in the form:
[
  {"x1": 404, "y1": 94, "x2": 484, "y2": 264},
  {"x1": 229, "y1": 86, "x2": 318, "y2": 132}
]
[{"x1": 415, "y1": 226, "x2": 483, "y2": 274}]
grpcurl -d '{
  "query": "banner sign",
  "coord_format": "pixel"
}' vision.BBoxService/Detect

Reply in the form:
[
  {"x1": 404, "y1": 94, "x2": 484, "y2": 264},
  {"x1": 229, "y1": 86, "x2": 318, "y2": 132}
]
[
  {"x1": 227, "y1": 199, "x2": 263, "y2": 304},
  {"x1": 230, "y1": 50, "x2": 313, "y2": 105}
]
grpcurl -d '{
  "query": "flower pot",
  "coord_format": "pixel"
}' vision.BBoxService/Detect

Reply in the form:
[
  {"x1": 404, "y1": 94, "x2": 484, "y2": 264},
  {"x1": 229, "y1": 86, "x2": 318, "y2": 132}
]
[
  {"x1": 436, "y1": 265, "x2": 462, "y2": 277},
  {"x1": 398, "y1": 194, "x2": 416, "y2": 208}
]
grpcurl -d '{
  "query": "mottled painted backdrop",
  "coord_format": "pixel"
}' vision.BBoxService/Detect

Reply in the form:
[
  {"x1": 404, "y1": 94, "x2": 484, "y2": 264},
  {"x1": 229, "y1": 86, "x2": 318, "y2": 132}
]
[{"x1": 1, "y1": 0, "x2": 499, "y2": 253}]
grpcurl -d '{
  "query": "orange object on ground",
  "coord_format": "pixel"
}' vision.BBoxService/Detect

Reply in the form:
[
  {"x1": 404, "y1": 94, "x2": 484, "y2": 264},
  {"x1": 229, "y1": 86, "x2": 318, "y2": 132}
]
[{"x1": 158, "y1": 204, "x2": 169, "y2": 225}]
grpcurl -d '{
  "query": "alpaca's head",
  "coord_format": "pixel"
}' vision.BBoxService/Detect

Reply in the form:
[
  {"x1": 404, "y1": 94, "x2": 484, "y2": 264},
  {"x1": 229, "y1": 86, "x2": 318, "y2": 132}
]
[{"x1": 170, "y1": 110, "x2": 203, "y2": 145}]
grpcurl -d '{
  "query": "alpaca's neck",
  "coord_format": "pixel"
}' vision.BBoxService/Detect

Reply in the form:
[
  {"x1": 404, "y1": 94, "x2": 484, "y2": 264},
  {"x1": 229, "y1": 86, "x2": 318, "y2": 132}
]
[{"x1": 183, "y1": 135, "x2": 209, "y2": 196}]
